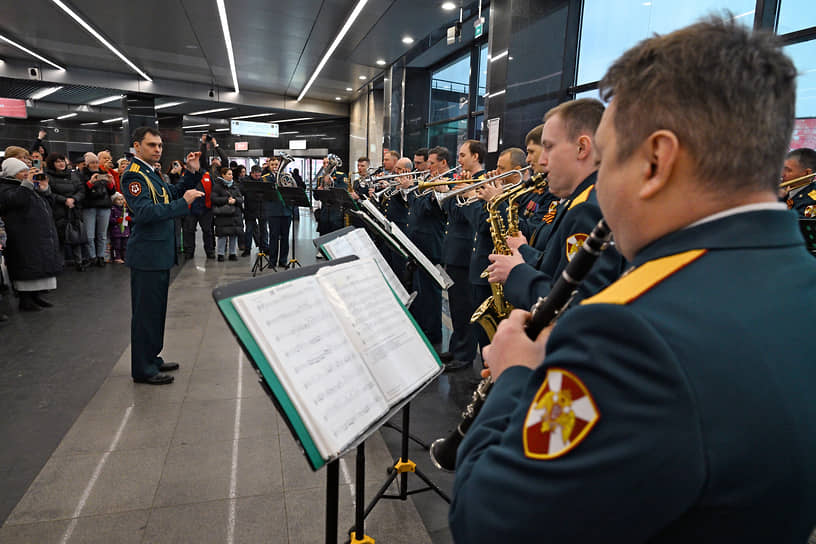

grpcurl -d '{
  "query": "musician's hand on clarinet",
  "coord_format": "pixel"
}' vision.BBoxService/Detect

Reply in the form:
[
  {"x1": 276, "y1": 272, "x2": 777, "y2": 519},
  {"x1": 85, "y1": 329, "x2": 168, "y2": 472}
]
[
  {"x1": 487, "y1": 249, "x2": 525, "y2": 283},
  {"x1": 482, "y1": 309, "x2": 549, "y2": 381},
  {"x1": 506, "y1": 233, "x2": 527, "y2": 251}
]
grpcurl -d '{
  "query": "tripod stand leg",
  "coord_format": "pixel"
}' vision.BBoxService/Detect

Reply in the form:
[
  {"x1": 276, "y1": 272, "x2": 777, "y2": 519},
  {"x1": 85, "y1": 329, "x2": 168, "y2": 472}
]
[
  {"x1": 349, "y1": 444, "x2": 375, "y2": 544},
  {"x1": 326, "y1": 460, "x2": 339, "y2": 544}
]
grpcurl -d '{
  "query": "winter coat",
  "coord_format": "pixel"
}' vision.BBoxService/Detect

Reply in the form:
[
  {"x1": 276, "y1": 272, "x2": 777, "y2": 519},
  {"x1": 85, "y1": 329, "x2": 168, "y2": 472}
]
[
  {"x1": 109, "y1": 204, "x2": 131, "y2": 239},
  {"x1": 81, "y1": 169, "x2": 116, "y2": 209},
  {"x1": 211, "y1": 178, "x2": 244, "y2": 237},
  {"x1": 46, "y1": 167, "x2": 84, "y2": 227},
  {"x1": 0, "y1": 176, "x2": 62, "y2": 281},
  {"x1": 239, "y1": 176, "x2": 264, "y2": 217}
]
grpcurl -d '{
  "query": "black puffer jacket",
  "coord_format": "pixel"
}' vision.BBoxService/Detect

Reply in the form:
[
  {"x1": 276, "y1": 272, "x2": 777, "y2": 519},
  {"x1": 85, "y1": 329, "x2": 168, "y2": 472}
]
[
  {"x1": 47, "y1": 167, "x2": 84, "y2": 226},
  {"x1": 80, "y1": 168, "x2": 115, "y2": 209},
  {"x1": 0, "y1": 176, "x2": 62, "y2": 281},
  {"x1": 211, "y1": 179, "x2": 244, "y2": 237}
]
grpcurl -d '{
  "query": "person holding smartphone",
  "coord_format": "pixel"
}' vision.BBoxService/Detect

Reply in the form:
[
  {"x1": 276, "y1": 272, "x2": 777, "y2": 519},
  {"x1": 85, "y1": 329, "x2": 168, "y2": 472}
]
[{"x1": 80, "y1": 152, "x2": 116, "y2": 266}]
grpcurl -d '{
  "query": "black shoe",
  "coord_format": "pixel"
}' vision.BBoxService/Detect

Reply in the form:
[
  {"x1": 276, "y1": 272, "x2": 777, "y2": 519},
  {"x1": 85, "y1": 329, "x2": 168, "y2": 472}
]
[
  {"x1": 443, "y1": 359, "x2": 471, "y2": 373},
  {"x1": 76, "y1": 262, "x2": 86, "y2": 272},
  {"x1": 207, "y1": 254, "x2": 216, "y2": 260},
  {"x1": 81, "y1": 259, "x2": 90, "y2": 267},
  {"x1": 0, "y1": 313, "x2": 8, "y2": 322},
  {"x1": 159, "y1": 362, "x2": 180, "y2": 372},
  {"x1": 32, "y1": 294, "x2": 52, "y2": 308},
  {"x1": 19, "y1": 295, "x2": 42, "y2": 312},
  {"x1": 229, "y1": 254, "x2": 238, "y2": 261},
  {"x1": 133, "y1": 373, "x2": 174, "y2": 385},
  {"x1": 241, "y1": 249, "x2": 251, "y2": 257},
  {"x1": 437, "y1": 351, "x2": 454, "y2": 363},
  {"x1": 184, "y1": 254, "x2": 195, "y2": 261},
  {"x1": 278, "y1": 262, "x2": 288, "y2": 269},
  {"x1": 217, "y1": 255, "x2": 225, "y2": 262},
  {"x1": 96, "y1": 257, "x2": 106, "y2": 267}
]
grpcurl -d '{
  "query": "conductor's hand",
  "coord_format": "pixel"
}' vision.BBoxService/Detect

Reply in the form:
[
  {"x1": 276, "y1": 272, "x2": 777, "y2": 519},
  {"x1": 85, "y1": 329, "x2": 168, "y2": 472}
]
[
  {"x1": 183, "y1": 189, "x2": 205, "y2": 205},
  {"x1": 482, "y1": 310, "x2": 550, "y2": 381},
  {"x1": 487, "y1": 249, "x2": 524, "y2": 284},
  {"x1": 506, "y1": 233, "x2": 527, "y2": 251},
  {"x1": 185, "y1": 152, "x2": 200, "y2": 173}
]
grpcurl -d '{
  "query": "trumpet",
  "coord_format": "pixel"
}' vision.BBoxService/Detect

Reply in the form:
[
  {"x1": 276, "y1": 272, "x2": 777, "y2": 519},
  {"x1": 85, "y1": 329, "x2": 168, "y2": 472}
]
[
  {"x1": 436, "y1": 166, "x2": 532, "y2": 206},
  {"x1": 780, "y1": 171, "x2": 816, "y2": 192},
  {"x1": 411, "y1": 165, "x2": 462, "y2": 194}
]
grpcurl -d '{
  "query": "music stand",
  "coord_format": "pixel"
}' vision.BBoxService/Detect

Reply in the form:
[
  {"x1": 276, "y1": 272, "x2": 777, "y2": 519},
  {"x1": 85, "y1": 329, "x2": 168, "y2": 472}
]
[
  {"x1": 278, "y1": 186, "x2": 311, "y2": 268},
  {"x1": 242, "y1": 181, "x2": 282, "y2": 276}
]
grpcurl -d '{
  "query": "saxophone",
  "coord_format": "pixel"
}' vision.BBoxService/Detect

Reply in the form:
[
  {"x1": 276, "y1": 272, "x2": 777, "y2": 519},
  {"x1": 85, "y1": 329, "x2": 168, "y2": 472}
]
[{"x1": 506, "y1": 173, "x2": 548, "y2": 237}]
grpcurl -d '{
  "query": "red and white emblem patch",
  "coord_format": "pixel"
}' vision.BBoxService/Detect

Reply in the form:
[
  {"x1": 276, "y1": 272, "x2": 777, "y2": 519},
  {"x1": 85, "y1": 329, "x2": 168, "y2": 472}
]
[
  {"x1": 565, "y1": 233, "x2": 588, "y2": 262},
  {"x1": 523, "y1": 368, "x2": 599, "y2": 460},
  {"x1": 128, "y1": 181, "x2": 142, "y2": 197},
  {"x1": 805, "y1": 205, "x2": 816, "y2": 218}
]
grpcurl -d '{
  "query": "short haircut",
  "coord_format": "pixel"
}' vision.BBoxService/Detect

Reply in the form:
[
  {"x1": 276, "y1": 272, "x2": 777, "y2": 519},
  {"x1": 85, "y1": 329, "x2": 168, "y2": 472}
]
[
  {"x1": 429, "y1": 146, "x2": 450, "y2": 165},
  {"x1": 787, "y1": 148, "x2": 816, "y2": 173},
  {"x1": 357, "y1": 157, "x2": 370, "y2": 164},
  {"x1": 600, "y1": 16, "x2": 796, "y2": 193},
  {"x1": 544, "y1": 99, "x2": 604, "y2": 142},
  {"x1": 220, "y1": 166, "x2": 232, "y2": 176},
  {"x1": 525, "y1": 124, "x2": 545, "y2": 146},
  {"x1": 500, "y1": 147, "x2": 526, "y2": 170},
  {"x1": 45, "y1": 152, "x2": 66, "y2": 170},
  {"x1": 250, "y1": 165, "x2": 262, "y2": 173},
  {"x1": 413, "y1": 148, "x2": 429, "y2": 161},
  {"x1": 386, "y1": 149, "x2": 400, "y2": 160},
  {"x1": 132, "y1": 127, "x2": 161, "y2": 144},
  {"x1": 463, "y1": 140, "x2": 487, "y2": 164},
  {"x1": 396, "y1": 157, "x2": 414, "y2": 171}
]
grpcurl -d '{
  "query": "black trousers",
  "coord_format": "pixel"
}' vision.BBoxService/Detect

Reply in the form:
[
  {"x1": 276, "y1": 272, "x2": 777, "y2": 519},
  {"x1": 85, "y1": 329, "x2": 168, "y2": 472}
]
[
  {"x1": 182, "y1": 210, "x2": 215, "y2": 256},
  {"x1": 410, "y1": 268, "x2": 442, "y2": 346},
  {"x1": 244, "y1": 214, "x2": 261, "y2": 251},
  {"x1": 261, "y1": 215, "x2": 292, "y2": 266},
  {"x1": 446, "y1": 264, "x2": 477, "y2": 362},
  {"x1": 130, "y1": 268, "x2": 170, "y2": 380}
]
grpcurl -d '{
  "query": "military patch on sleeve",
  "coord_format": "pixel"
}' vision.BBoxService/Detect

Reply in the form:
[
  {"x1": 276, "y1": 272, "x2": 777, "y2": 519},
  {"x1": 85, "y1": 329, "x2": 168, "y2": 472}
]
[
  {"x1": 523, "y1": 368, "x2": 600, "y2": 460},
  {"x1": 128, "y1": 181, "x2": 142, "y2": 197},
  {"x1": 805, "y1": 205, "x2": 816, "y2": 218},
  {"x1": 565, "y1": 233, "x2": 588, "y2": 261}
]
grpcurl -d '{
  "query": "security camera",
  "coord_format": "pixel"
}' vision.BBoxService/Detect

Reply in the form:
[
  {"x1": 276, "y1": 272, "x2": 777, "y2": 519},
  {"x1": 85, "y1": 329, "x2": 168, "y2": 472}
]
[
  {"x1": 208, "y1": 88, "x2": 215, "y2": 98},
  {"x1": 28, "y1": 67, "x2": 40, "y2": 80}
]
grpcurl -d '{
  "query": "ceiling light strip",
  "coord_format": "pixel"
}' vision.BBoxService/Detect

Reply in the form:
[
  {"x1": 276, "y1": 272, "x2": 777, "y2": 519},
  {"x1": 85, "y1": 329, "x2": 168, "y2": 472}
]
[
  {"x1": 189, "y1": 107, "x2": 232, "y2": 115},
  {"x1": 102, "y1": 117, "x2": 122, "y2": 123},
  {"x1": 50, "y1": 0, "x2": 152, "y2": 81},
  {"x1": 215, "y1": 0, "x2": 240, "y2": 93},
  {"x1": 297, "y1": 0, "x2": 369, "y2": 102},
  {"x1": 57, "y1": 113, "x2": 78, "y2": 119},
  {"x1": 155, "y1": 101, "x2": 186, "y2": 110},
  {"x1": 88, "y1": 94, "x2": 123, "y2": 106},
  {"x1": 30, "y1": 86, "x2": 64, "y2": 100},
  {"x1": 0, "y1": 34, "x2": 65, "y2": 70}
]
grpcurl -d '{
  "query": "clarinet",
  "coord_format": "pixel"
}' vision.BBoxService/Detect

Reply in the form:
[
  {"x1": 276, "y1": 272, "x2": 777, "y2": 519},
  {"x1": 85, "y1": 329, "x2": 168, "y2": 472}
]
[{"x1": 429, "y1": 219, "x2": 614, "y2": 471}]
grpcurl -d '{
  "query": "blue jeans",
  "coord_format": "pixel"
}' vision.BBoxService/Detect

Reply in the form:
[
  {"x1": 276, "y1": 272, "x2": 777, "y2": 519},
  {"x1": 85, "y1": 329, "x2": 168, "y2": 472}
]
[
  {"x1": 82, "y1": 207, "x2": 111, "y2": 259},
  {"x1": 217, "y1": 235, "x2": 238, "y2": 256}
]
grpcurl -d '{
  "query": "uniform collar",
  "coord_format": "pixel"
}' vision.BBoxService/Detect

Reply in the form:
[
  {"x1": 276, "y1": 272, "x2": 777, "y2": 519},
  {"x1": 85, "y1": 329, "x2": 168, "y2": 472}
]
[
  {"x1": 132, "y1": 156, "x2": 155, "y2": 173},
  {"x1": 566, "y1": 171, "x2": 597, "y2": 201},
  {"x1": 790, "y1": 180, "x2": 816, "y2": 198},
  {"x1": 631, "y1": 207, "x2": 803, "y2": 267}
]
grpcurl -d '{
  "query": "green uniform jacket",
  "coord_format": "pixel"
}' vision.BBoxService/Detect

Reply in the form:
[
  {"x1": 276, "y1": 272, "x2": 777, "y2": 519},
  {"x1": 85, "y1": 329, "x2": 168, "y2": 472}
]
[
  {"x1": 450, "y1": 207, "x2": 816, "y2": 543},
  {"x1": 122, "y1": 158, "x2": 199, "y2": 270}
]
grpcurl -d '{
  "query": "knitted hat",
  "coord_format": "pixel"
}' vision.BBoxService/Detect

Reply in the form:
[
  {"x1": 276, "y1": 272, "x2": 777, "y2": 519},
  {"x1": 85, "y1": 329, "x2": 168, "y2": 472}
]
[{"x1": 1, "y1": 157, "x2": 29, "y2": 178}]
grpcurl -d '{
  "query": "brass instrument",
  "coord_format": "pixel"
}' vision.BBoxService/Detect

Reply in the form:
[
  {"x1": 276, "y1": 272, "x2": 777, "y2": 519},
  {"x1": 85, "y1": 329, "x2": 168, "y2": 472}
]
[
  {"x1": 435, "y1": 167, "x2": 531, "y2": 206},
  {"x1": 455, "y1": 166, "x2": 533, "y2": 207},
  {"x1": 276, "y1": 152, "x2": 297, "y2": 187},
  {"x1": 319, "y1": 154, "x2": 342, "y2": 189},
  {"x1": 505, "y1": 173, "x2": 549, "y2": 237},
  {"x1": 411, "y1": 165, "x2": 462, "y2": 194},
  {"x1": 779, "y1": 171, "x2": 816, "y2": 191},
  {"x1": 372, "y1": 170, "x2": 430, "y2": 201}
]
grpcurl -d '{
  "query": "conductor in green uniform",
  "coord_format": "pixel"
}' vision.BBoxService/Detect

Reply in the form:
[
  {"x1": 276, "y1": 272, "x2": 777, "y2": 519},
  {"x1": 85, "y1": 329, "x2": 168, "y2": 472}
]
[{"x1": 122, "y1": 127, "x2": 204, "y2": 385}]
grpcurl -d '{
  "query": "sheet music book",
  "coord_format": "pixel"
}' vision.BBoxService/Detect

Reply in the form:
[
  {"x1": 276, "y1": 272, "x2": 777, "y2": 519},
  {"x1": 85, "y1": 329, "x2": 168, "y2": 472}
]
[
  {"x1": 319, "y1": 228, "x2": 410, "y2": 305},
  {"x1": 361, "y1": 199, "x2": 389, "y2": 227},
  {"x1": 215, "y1": 258, "x2": 442, "y2": 470}
]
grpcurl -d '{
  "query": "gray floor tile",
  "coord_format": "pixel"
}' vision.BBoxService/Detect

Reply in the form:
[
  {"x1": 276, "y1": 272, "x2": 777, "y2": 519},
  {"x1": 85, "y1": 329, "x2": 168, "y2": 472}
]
[
  {"x1": 0, "y1": 509, "x2": 149, "y2": 544},
  {"x1": 171, "y1": 396, "x2": 278, "y2": 447},
  {"x1": 83, "y1": 374, "x2": 192, "y2": 412},
  {"x1": 142, "y1": 494, "x2": 287, "y2": 544}
]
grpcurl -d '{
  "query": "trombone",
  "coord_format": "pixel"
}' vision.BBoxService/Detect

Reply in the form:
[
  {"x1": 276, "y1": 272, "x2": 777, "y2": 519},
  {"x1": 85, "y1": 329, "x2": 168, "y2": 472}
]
[
  {"x1": 779, "y1": 171, "x2": 816, "y2": 192},
  {"x1": 436, "y1": 166, "x2": 532, "y2": 206}
]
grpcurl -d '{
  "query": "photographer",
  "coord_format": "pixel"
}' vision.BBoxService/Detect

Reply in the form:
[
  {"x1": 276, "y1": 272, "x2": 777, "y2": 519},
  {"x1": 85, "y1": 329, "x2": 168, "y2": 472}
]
[
  {"x1": 45, "y1": 152, "x2": 88, "y2": 271},
  {"x1": 0, "y1": 158, "x2": 61, "y2": 311},
  {"x1": 199, "y1": 133, "x2": 227, "y2": 179},
  {"x1": 167, "y1": 160, "x2": 184, "y2": 184},
  {"x1": 80, "y1": 152, "x2": 116, "y2": 267}
]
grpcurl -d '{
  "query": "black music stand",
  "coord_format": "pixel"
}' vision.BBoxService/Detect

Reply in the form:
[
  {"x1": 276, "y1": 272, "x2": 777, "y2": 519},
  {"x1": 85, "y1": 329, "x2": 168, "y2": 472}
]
[
  {"x1": 242, "y1": 181, "x2": 281, "y2": 276},
  {"x1": 278, "y1": 186, "x2": 311, "y2": 268}
]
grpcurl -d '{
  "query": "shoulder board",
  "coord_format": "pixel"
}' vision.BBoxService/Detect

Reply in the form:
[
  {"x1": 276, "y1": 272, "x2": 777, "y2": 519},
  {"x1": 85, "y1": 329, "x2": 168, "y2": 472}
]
[
  {"x1": 336, "y1": 171, "x2": 345, "y2": 175},
  {"x1": 568, "y1": 184, "x2": 594, "y2": 210},
  {"x1": 808, "y1": 189, "x2": 816, "y2": 201},
  {"x1": 128, "y1": 163, "x2": 140, "y2": 173},
  {"x1": 581, "y1": 249, "x2": 707, "y2": 306}
]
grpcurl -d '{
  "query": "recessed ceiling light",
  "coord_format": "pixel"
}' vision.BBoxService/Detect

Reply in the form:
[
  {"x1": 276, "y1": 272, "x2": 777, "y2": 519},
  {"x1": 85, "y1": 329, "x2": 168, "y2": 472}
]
[
  {"x1": 183, "y1": 124, "x2": 210, "y2": 129},
  {"x1": 0, "y1": 34, "x2": 65, "y2": 70},
  {"x1": 215, "y1": 0, "x2": 240, "y2": 93},
  {"x1": 376, "y1": 59, "x2": 386, "y2": 66},
  {"x1": 441, "y1": 1, "x2": 456, "y2": 10},
  {"x1": 335, "y1": 97, "x2": 342, "y2": 101},
  {"x1": 41, "y1": 118, "x2": 55, "y2": 122},
  {"x1": 279, "y1": 131, "x2": 298, "y2": 135},
  {"x1": 214, "y1": 128, "x2": 230, "y2": 132},
  {"x1": 57, "y1": 113, "x2": 77, "y2": 119},
  {"x1": 80, "y1": 122, "x2": 98, "y2": 126},
  {"x1": 102, "y1": 117, "x2": 122, "y2": 124},
  {"x1": 188, "y1": 107, "x2": 232, "y2": 116},
  {"x1": 88, "y1": 95, "x2": 123, "y2": 106},
  {"x1": 359, "y1": 75, "x2": 367, "y2": 80},
  {"x1": 155, "y1": 101, "x2": 186, "y2": 110},
  {"x1": 402, "y1": 36, "x2": 414, "y2": 44},
  {"x1": 30, "y1": 86, "x2": 64, "y2": 100},
  {"x1": 345, "y1": 87, "x2": 353, "y2": 91}
]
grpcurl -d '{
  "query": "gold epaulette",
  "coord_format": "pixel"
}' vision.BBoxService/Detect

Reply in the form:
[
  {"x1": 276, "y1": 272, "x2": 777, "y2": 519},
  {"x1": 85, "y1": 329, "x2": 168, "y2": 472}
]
[
  {"x1": 581, "y1": 249, "x2": 707, "y2": 306},
  {"x1": 129, "y1": 163, "x2": 140, "y2": 173},
  {"x1": 808, "y1": 189, "x2": 816, "y2": 201},
  {"x1": 567, "y1": 184, "x2": 594, "y2": 210}
]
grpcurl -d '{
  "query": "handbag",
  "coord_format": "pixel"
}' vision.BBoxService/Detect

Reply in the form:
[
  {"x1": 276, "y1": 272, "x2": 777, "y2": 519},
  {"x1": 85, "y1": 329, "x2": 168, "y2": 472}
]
[
  {"x1": 212, "y1": 204, "x2": 237, "y2": 216},
  {"x1": 64, "y1": 208, "x2": 86, "y2": 245}
]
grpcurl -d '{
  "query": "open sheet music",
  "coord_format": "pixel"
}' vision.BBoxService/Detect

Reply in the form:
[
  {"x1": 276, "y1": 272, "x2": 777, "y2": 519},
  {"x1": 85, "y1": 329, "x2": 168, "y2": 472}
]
[
  {"x1": 320, "y1": 228, "x2": 410, "y2": 305},
  {"x1": 229, "y1": 258, "x2": 441, "y2": 464}
]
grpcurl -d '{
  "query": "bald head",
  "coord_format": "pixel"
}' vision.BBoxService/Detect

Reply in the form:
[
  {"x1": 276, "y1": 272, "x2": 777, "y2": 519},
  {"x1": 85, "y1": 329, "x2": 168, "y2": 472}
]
[{"x1": 395, "y1": 157, "x2": 413, "y2": 173}]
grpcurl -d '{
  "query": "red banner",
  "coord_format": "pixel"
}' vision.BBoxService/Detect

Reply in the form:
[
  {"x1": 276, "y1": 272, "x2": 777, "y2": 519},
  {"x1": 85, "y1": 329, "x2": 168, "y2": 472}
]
[
  {"x1": 0, "y1": 98, "x2": 27, "y2": 119},
  {"x1": 791, "y1": 118, "x2": 816, "y2": 150}
]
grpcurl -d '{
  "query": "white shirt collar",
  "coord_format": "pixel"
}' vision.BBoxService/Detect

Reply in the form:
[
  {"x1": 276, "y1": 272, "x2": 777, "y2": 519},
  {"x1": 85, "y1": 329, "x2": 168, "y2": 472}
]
[
  {"x1": 132, "y1": 156, "x2": 154, "y2": 173},
  {"x1": 686, "y1": 202, "x2": 787, "y2": 230}
]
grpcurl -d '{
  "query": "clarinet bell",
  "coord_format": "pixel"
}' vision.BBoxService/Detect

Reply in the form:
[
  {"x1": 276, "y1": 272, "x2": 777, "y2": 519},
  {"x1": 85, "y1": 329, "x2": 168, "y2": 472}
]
[{"x1": 429, "y1": 432, "x2": 463, "y2": 472}]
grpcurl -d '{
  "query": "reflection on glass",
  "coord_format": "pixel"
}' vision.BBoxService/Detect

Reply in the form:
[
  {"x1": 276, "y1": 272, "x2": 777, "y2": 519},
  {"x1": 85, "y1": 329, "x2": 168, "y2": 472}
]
[
  {"x1": 431, "y1": 55, "x2": 471, "y2": 122},
  {"x1": 777, "y1": 0, "x2": 816, "y2": 35},
  {"x1": 577, "y1": 0, "x2": 755, "y2": 85},
  {"x1": 474, "y1": 114, "x2": 485, "y2": 142},
  {"x1": 785, "y1": 40, "x2": 816, "y2": 119},
  {"x1": 427, "y1": 118, "x2": 468, "y2": 154},
  {"x1": 478, "y1": 44, "x2": 488, "y2": 98}
]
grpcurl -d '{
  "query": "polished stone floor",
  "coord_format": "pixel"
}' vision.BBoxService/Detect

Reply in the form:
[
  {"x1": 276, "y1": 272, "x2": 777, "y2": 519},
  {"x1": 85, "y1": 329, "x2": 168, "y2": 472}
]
[{"x1": 0, "y1": 210, "x2": 482, "y2": 543}]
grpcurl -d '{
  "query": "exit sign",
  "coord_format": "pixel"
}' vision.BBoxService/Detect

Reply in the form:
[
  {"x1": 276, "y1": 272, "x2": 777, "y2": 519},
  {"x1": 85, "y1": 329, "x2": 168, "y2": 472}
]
[
  {"x1": 235, "y1": 141, "x2": 248, "y2": 151},
  {"x1": 474, "y1": 16, "x2": 485, "y2": 38}
]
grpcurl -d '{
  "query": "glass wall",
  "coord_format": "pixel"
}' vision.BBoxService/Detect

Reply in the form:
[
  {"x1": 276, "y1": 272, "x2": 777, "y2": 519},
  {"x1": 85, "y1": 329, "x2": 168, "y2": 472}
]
[
  {"x1": 786, "y1": 40, "x2": 816, "y2": 149},
  {"x1": 430, "y1": 55, "x2": 471, "y2": 123},
  {"x1": 427, "y1": 118, "x2": 468, "y2": 154},
  {"x1": 777, "y1": 0, "x2": 816, "y2": 34},
  {"x1": 577, "y1": 0, "x2": 756, "y2": 86}
]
